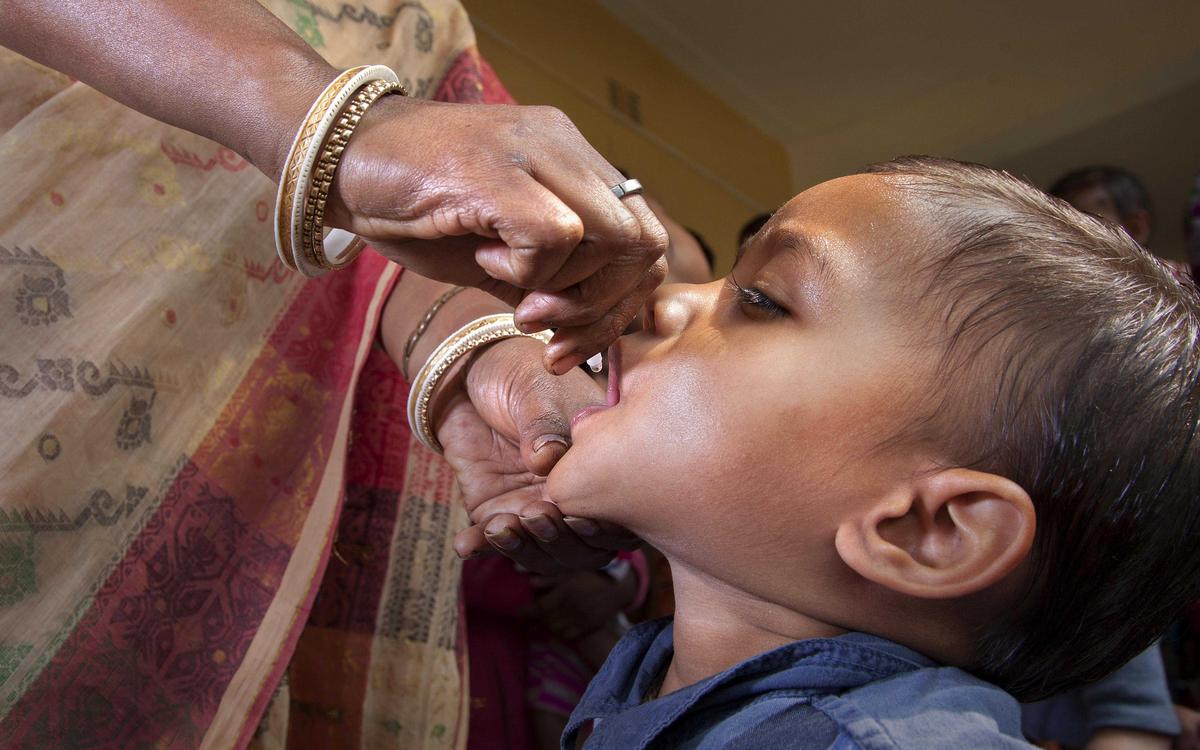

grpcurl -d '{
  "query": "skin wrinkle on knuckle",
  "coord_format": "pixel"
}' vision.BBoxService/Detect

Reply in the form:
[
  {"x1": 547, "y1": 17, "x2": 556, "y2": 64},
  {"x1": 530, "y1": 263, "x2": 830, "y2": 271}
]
[
  {"x1": 518, "y1": 387, "x2": 563, "y2": 437},
  {"x1": 604, "y1": 209, "x2": 643, "y2": 247},
  {"x1": 603, "y1": 310, "x2": 629, "y2": 342},
  {"x1": 536, "y1": 105, "x2": 574, "y2": 132},
  {"x1": 644, "y1": 219, "x2": 670, "y2": 255},
  {"x1": 570, "y1": 296, "x2": 604, "y2": 322},
  {"x1": 648, "y1": 257, "x2": 669, "y2": 282}
]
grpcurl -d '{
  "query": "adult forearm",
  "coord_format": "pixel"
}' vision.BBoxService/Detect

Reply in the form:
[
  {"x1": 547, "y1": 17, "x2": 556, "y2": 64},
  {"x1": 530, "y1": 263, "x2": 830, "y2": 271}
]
[
  {"x1": 0, "y1": 0, "x2": 335, "y2": 179},
  {"x1": 1087, "y1": 728, "x2": 1172, "y2": 750},
  {"x1": 379, "y1": 273, "x2": 511, "y2": 383}
]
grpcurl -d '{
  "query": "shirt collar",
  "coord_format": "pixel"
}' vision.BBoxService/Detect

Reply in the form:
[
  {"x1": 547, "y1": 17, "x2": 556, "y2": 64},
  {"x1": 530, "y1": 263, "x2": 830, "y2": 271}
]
[{"x1": 563, "y1": 618, "x2": 935, "y2": 749}]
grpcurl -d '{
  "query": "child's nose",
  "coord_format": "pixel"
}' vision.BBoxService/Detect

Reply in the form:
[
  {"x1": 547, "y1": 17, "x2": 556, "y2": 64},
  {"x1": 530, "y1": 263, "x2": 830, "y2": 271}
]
[{"x1": 643, "y1": 281, "x2": 718, "y2": 337}]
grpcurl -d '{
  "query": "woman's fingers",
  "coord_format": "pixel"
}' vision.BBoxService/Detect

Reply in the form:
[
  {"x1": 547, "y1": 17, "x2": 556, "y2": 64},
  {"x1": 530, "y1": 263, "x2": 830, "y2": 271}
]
[
  {"x1": 560, "y1": 516, "x2": 643, "y2": 551},
  {"x1": 463, "y1": 336, "x2": 604, "y2": 476},
  {"x1": 487, "y1": 167, "x2": 667, "y2": 365},
  {"x1": 452, "y1": 524, "x2": 494, "y2": 560},
  {"x1": 470, "y1": 171, "x2": 584, "y2": 290},
  {"x1": 517, "y1": 501, "x2": 623, "y2": 570},
  {"x1": 461, "y1": 500, "x2": 628, "y2": 574},
  {"x1": 511, "y1": 176, "x2": 667, "y2": 322},
  {"x1": 523, "y1": 167, "x2": 655, "y2": 293},
  {"x1": 333, "y1": 99, "x2": 669, "y2": 359},
  {"x1": 479, "y1": 513, "x2": 564, "y2": 574},
  {"x1": 534, "y1": 258, "x2": 667, "y2": 373},
  {"x1": 511, "y1": 365, "x2": 603, "y2": 476},
  {"x1": 367, "y1": 235, "x2": 526, "y2": 309}
]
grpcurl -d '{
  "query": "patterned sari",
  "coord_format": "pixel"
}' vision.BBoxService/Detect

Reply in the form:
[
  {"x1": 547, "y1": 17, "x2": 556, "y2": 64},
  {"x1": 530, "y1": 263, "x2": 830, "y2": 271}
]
[{"x1": 0, "y1": 2, "x2": 512, "y2": 747}]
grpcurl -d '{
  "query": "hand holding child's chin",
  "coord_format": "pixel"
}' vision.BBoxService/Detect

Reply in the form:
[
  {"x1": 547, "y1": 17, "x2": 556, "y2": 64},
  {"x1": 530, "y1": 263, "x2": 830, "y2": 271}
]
[{"x1": 434, "y1": 336, "x2": 640, "y2": 573}]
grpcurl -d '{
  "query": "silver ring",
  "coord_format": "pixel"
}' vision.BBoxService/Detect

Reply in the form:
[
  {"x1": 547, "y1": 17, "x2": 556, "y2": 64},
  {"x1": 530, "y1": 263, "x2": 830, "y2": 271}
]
[{"x1": 610, "y1": 178, "x2": 644, "y2": 199}]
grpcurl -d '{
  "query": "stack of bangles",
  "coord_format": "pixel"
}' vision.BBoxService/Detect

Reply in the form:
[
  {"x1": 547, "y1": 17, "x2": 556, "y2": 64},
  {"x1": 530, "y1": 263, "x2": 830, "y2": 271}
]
[
  {"x1": 406, "y1": 312, "x2": 554, "y2": 454},
  {"x1": 274, "y1": 65, "x2": 406, "y2": 276}
]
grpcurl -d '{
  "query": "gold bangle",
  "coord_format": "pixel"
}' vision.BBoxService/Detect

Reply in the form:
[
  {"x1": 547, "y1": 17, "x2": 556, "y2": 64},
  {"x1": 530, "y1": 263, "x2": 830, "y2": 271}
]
[
  {"x1": 402, "y1": 286, "x2": 466, "y2": 380},
  {"x1": 301, "y1": 78, "x2": 404, "y2": 271},
  {"x1": 406, "y1": 314, "x2": 553, "y2": 454},
  {"x1": 274, "y1": 65, "x2": 404, "y2": 276},
  {"x1": 274, "y1": 66, "x2": 367, "y2": 271}
]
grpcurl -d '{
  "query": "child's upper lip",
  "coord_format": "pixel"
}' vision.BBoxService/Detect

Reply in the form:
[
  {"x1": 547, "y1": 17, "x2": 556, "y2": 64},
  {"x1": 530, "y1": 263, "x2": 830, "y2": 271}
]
[{"x1": 570, "y1": 341, "x2": 622, "y2": 429}]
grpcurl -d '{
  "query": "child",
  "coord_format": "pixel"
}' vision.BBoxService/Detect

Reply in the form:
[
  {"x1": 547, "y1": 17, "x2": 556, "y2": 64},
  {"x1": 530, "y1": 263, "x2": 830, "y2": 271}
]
[{"x1": 533, "y1": 157, "x2": 1200, "y2": 748}]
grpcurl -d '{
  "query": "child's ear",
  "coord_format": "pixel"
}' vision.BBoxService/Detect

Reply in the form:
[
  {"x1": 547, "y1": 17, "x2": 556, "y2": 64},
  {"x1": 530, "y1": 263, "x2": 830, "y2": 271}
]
[{"x1": 834, "y1": 469, "x2": 1035, "y2": 599}]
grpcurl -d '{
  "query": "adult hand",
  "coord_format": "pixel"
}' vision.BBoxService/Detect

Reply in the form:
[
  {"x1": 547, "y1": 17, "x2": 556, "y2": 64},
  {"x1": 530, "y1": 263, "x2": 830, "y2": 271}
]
[
  {"x1": 527, "y1": 569, "x2": 638, "y2": 642},
  {"x1": 1175, "y1": 704, "x2": 1200, "y2": 750},
  {"x1": 327, "y1": 97, "x2": 669, "y2": 374},
  {"x1": 435, "y1": 336, "x2": 640, "y2": 573},
  {"x1": 0, "y1": 2, "x2": 667, "y2": 370}
]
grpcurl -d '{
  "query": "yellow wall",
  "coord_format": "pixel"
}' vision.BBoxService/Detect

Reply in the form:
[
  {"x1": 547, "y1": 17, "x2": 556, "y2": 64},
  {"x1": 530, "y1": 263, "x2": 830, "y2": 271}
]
[{"x1": 464, "y1": 0, "x2": 793, "y2": 271}]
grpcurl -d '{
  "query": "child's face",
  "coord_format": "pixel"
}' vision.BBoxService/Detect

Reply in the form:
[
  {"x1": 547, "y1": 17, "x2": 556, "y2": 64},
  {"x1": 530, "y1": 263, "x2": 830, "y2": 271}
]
[{"x1": 548, "y1": 174, "x2": 939, "y2": 598}]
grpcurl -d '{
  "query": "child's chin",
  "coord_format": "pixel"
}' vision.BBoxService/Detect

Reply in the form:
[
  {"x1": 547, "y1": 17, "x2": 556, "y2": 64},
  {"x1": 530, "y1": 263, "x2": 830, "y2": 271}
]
[
  {"x1": 545, "y1": 459, "x2": 585, "y2": 506},
  {"x1": 546, "y1": 467, "x2": 606, "y2": 519}
]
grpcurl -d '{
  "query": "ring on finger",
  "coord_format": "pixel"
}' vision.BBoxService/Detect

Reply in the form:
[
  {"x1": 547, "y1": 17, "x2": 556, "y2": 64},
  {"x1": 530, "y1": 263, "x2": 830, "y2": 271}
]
[{"x1": 609, "y1": 178, "x2": 644, "y2": 199}]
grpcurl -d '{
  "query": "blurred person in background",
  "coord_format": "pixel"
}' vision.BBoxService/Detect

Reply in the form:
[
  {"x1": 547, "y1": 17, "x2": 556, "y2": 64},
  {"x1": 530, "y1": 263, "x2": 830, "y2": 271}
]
[
  {"x1": 1051, "y1": 166, "x2": 1153, "y2": 248},
  {"x1": 738, "y1": 210, "x2": 774, "y2": 250},
  {"x1": 1185, "y1": 172, "x2": 1200, "y2": 280}
]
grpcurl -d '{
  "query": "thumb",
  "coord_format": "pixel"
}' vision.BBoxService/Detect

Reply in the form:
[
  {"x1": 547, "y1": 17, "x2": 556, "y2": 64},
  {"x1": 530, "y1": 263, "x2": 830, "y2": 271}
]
[
  {"x1": 514, "y1": 401, "x2": 572, "y2": 476},
  {"x1": 466, "y1": 337, "x2": 603, "y2": 474},
  {"x1": 508, "y1": 365, "x2": 604, "y2": 476}
]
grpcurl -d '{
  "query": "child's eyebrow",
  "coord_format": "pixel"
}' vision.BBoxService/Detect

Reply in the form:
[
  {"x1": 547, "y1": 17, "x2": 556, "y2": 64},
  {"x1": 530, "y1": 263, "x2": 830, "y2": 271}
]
[
  {"x1": 774, "y1": 228, "x2": 835, "y2": 284},
  {"x1": 734, "y1": 225, "x2": 836, "y2": 286}
]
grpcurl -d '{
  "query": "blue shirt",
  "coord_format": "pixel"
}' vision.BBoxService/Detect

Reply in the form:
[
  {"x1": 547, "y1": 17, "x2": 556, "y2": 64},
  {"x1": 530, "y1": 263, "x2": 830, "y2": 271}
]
[
  {"x1": 563, "y1": 618, "x2": 1034, "y2": 749},
  {"x1": 1021, "y1": 645, "x2": 1180, "y2": 746}
]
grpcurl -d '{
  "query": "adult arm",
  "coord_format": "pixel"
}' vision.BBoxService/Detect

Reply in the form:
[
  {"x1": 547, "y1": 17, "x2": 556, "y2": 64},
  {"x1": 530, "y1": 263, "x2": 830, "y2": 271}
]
[
  {"x1": 0, "y1": 0, "x2": 668, "y2": 367},
  {"x1": 1087, "y1": 728, "x2": 1171, "y2": 750},
  {"x1": 380, "y1": 273, "x2": 638, "y2": 572},
  {"x1": 0, "y1": 0, "x2": 328, "y2": 179},
  {"x1": 1174, "y1": 705, "x2": 1200, "y2": 750}
]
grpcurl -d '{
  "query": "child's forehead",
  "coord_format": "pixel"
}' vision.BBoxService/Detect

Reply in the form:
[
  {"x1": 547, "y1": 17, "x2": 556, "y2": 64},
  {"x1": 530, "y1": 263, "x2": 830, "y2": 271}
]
[
  {"x1": 764, "y1": 175, "x2": 934, "y2": 272},
  {"x1": 777, "y1": 174, "x2": 912, "y2": 223}
]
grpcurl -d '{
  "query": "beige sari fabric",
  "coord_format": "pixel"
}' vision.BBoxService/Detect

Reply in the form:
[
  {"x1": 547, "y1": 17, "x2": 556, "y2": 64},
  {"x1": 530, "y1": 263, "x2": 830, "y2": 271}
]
[{"x1": 0, "y1": 3, "x2": 508, "y2": 747}]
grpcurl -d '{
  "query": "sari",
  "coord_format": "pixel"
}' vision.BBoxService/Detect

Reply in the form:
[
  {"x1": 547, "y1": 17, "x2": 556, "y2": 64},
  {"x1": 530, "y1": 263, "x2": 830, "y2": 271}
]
[{"x1": 0, "y1": 2, "x2": 513, "y2": 747}]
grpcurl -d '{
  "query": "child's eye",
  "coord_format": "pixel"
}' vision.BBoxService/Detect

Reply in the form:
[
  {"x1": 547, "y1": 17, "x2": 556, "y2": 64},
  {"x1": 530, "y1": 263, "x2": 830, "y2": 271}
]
[{"x1": 727, "y1": 277, "x2": 788, "y2": 319}]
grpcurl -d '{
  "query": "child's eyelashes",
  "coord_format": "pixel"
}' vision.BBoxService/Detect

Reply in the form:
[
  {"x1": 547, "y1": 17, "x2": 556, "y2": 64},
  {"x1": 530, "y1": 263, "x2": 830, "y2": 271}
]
[{"x1": 726, "y1": 276, "x2": 788, "y2": 319}]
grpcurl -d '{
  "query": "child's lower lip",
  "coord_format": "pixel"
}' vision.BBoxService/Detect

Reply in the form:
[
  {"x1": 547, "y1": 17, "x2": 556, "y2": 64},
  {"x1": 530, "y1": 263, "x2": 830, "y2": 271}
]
[{"x1": 571, "y1": 404, "x2": 609, "y2": 429}]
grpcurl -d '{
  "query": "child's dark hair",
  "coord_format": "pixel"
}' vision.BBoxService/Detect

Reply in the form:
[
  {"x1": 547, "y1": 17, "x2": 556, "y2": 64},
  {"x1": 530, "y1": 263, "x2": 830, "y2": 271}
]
[{"x1": 866, "y1": 156, "x2": 1200, "y2": 701}]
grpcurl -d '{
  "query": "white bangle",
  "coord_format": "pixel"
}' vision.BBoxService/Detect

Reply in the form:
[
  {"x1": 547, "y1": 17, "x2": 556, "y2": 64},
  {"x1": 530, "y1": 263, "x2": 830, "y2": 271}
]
[
  {"x1": 273, "y1": 65, "x2": 401, "y2": 276},
  {"x1": 406, "y1": 313, "x2": 553, "y2": 454}
]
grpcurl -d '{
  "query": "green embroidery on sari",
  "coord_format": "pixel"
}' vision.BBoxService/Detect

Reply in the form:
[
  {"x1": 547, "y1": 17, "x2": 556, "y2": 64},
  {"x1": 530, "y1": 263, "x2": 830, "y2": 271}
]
[
  {"x1": 0, "y1": 536, "x2": 36, "y2": 607},
  {"x1": 0, "y1": 645, "x2": 32, "y2": 685},
  {"x1": 289, "y1": 0, "x2": 326, "y2": 48}
]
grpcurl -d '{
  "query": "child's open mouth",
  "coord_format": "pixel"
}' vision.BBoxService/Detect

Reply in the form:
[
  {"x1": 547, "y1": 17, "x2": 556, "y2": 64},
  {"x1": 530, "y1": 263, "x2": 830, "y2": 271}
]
[{"x1": 570, "y1": 341, "x2": 621, "y2": 429}]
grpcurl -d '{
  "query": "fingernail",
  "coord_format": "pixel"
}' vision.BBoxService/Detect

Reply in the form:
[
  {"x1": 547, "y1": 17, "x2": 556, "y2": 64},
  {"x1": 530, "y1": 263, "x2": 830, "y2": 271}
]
[
  {"x1": 551, "y1": 354, "x2": 583, "y2": 376},
  {"x1": 563, "y1": 516, "x2": 599, "y2": 537},
  {"x1": 513, "y1": 317, "x2": 543, "y2": 334},
  {"x1": 521, "y1": 514, "x2": 558, "y2": 542},
  {"x1": 533, "y1": 434, "x2": 570, "y2": 454},
  {"x1": 485, "y1": 527, "x2": 521, "y2": 550}
]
